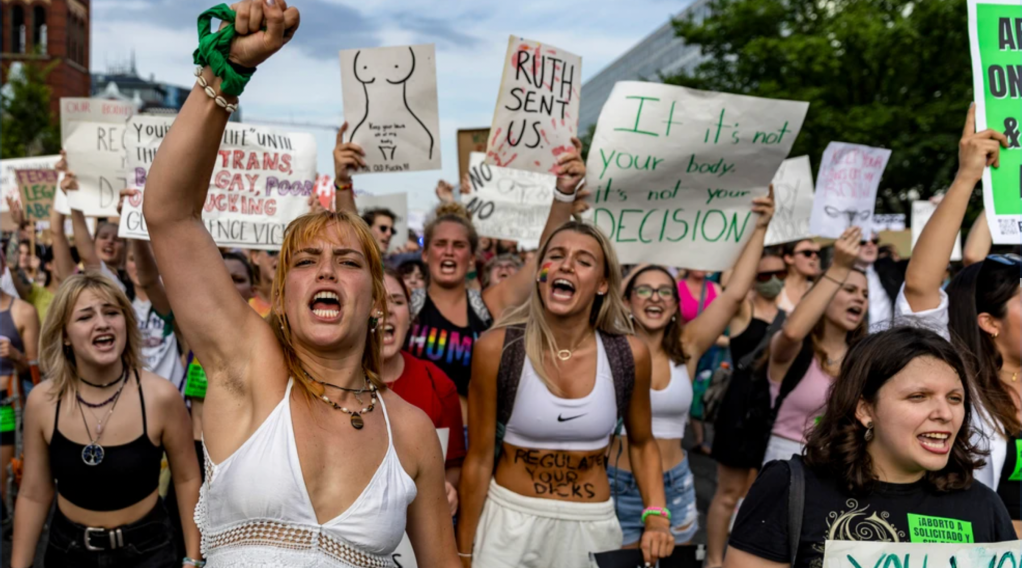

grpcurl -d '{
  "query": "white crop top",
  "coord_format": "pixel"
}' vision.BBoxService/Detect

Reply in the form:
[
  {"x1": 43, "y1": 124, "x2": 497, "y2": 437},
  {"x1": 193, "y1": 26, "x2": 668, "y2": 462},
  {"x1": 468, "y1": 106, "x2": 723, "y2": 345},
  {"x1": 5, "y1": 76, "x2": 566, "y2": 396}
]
[
  {"x1": 195, "y1": 379, "x2": 417, "y2": 568},
  {"x1": 620, "y1": 361, "x2": 692, "y2": 440},
  {"x1": 503, "y1": 332, "x2": 618, "y2": 452}
]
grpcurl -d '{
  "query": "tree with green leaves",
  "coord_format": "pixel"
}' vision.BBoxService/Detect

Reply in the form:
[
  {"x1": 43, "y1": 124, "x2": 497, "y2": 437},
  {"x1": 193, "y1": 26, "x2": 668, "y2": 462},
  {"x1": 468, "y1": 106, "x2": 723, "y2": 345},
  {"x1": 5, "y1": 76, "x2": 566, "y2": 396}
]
[
  {"x1": 1, "y1": 61, "x2": 61, "y2": 159},
  {"x1": 666, "y1": 0, "x2": 976, "y2": 216}
]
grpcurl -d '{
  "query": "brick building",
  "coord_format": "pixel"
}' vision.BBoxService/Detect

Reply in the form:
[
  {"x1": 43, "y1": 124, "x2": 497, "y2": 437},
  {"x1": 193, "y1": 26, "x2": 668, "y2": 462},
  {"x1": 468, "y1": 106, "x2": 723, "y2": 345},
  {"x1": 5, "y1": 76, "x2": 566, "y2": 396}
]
[{"x1": 1, "y1": 0, "x2": 91, "y2": 120}]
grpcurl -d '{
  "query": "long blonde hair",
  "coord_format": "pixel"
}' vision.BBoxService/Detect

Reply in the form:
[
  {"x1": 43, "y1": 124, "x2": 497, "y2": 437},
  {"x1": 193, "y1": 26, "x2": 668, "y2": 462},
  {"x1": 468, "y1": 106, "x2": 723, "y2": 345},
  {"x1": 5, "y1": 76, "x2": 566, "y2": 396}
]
[
  {"x1": 39, "y1": 272, "x2": 143, "y2": 402},
  {"x1": 266, "y1": 210, "x2": 388, "y2": 397},
  {"x1": 493, "y1": 221, "x2": 632, "y2": 393}
]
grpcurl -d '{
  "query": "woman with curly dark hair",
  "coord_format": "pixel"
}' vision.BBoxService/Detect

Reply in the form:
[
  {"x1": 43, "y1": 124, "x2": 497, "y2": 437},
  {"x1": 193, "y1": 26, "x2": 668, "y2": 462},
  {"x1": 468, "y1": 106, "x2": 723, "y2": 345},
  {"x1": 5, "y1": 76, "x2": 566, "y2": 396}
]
[{"x1": 725, "y1": 326, "x2": 1014, "y2": 568}]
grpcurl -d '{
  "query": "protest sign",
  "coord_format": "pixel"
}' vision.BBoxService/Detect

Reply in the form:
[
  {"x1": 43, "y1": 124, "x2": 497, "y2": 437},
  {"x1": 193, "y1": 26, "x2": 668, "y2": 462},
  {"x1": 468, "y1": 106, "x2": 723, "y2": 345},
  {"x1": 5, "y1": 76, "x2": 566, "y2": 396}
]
[
  {"x1": 340, "y1": 44, "x2": 441, "y2": 174},
  {"x1": 465, "y1": 152, "x2": 555, "y2": 247},
  {"x1": 823, "y1": 540, "x2": 1020, "y2": 568},
  {"x1": 61, "y1": 98, "x2": 136, "y2": 217},
  {"x1": 15, "y1": 170, "x2": 60, "y2": 221},
  {"x1": 584, "y1": 81, "x2": 808, "y2": 270},
  {"x1": 912, "y1": 201, "x2": 962, "y2": 261},
  {"x1": 765, "y1": 156, "x2": 815, "y2": 246},
  {"x1": 809, "y1": 142, "x2": 892, "y2": 239},
  {"x1": 591, "y1": 545, "x2": 705, "y2": 568},
  {"x1": 872, "y1": 213, "x2": 906, "y2": 233},
  {"x1": 968, "y1": 0, "x2": 1022, "y2": 244},
  {"x1": 1, "y1": 155, "x2": 61, "y2": 220},
  {"x1": 485, "y1": 36, "x2": 581, "y2": 175},
  {"x1": 117, "y1": 116, "x2": 317, "y2": 250},
  {"x1": 356, "y1": 191, "x2": 408, "y2": 254},
  {"x1": 457, "y1": 128, "x2": 490, "y2": 181}
]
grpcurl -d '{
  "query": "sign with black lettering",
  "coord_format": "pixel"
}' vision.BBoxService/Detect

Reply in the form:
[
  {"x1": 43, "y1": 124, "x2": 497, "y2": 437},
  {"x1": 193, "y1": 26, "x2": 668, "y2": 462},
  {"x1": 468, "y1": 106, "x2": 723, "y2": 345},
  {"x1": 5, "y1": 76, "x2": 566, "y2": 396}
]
[
  {"x1": 464, "y1": 152, "x2": 555, "y2": 248},
  {"x1": 60, "y1": 98, "x2": 135, "y2": 217}
]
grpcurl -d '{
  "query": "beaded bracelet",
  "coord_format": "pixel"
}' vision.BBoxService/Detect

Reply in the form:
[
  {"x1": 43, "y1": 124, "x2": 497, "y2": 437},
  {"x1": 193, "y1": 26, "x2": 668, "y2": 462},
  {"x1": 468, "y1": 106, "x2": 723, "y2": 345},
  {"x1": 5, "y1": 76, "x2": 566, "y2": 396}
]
[
  {"x1": 641, "y1": 506, "x2": 672, "y2": 524},
  {"x1": 194, "y1": 67, "x2": 238, "y2": 114},
  {"x1": 335, "y1": 180, "x2": 354, "y2": 192}
]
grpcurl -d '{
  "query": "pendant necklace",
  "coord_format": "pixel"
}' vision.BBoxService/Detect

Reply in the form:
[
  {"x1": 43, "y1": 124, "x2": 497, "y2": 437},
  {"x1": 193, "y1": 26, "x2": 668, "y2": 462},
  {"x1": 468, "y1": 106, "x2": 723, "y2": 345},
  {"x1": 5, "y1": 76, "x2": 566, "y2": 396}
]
[
  {"x1": 304, "y1": 370, "x2": 371, "y2": 405},
  {"x1": 79, "y1": 366, "x2": 127, "y2": 389},
  {"x1": 77, "y1": 382, "x2": 126, "y2": 466},
  {"x1": 556, "y1": 333, "x2": 594, "y2": 362},
  {"x1": 305, "y1": 372, "x2": 377, "y2": 429}
]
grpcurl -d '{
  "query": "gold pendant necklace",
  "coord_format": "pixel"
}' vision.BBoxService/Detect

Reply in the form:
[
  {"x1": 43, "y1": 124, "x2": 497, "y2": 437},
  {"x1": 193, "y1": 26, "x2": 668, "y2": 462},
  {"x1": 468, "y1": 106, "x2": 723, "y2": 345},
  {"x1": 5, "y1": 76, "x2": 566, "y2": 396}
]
[{"x1": 556, "y1": 333, "x2": 594, "y2": 362}]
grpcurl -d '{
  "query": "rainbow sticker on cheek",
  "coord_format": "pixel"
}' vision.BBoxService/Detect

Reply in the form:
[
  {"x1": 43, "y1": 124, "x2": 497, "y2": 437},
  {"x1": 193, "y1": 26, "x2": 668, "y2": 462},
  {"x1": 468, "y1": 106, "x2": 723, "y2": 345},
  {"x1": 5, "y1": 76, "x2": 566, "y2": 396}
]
[{"x1": 538, "y1": 262, "x2": 552, "y2": 283}]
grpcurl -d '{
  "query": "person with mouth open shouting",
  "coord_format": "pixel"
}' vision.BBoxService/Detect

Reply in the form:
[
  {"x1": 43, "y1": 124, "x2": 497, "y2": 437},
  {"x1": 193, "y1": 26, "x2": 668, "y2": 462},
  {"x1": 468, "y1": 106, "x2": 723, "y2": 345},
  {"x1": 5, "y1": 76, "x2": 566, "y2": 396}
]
[
  {"x1": 761, "y1": 226, "x2": 869, "y2": 465},
  {"x1": 458, "y1": 221, "x2": 674, "y2": 568},
  {"x1": 141, "y1": 1, "x2": 460, "y2": 566},
  {"x1": 726, "y1": 327, "x2": 1015, "y2": 568},
  {"x1": 609, "y1": 188, "x2": 775, "y2": 551}
]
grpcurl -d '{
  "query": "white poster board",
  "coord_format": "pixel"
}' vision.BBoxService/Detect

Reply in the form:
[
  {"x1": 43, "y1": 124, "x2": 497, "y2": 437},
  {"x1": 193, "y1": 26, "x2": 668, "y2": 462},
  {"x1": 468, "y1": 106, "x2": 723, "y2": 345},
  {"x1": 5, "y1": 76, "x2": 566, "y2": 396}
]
[
  {"x1": 809, "y1": 142, "x2": 892, "y2": 239},
  {"x1": 912, "y1": 201, "x2": 962, "y2": 261},
  {"x1": 585, "y1": 81, "x2": 809, "y2": 270},
  {"x1": 390, "y1": 427, "x2": 451, "y2": 568},
  {"x1": 465, "y1": 151, "x2": 555, "y2": 247},
  {"x1": 340, "y1": 45, "x2": 441, "y2": 174},
  {"x1": 1, "y1": 155, "x2": 61, "y2": 219},
  {"x1": 872, "y1": 213, "x2": 906, "y2": 233},
  {"x1": 823, "y1": 540, "x2": 1021, "y2": 568},
  {"x1": 117, "y1": 116, "x2": 317, "y2": 250},
  {"x1": 485, "y1": 36, "x2": 581, "y2": 175},
  {"x1": 356, "y1": 191, "x2": 409, "y2": 254},
  {"x1": 765, "y1": 155, "x2": 815, "y2": 246},
  {"x1": 61, "y1": 98, "x2": 136, "y2": 217}
]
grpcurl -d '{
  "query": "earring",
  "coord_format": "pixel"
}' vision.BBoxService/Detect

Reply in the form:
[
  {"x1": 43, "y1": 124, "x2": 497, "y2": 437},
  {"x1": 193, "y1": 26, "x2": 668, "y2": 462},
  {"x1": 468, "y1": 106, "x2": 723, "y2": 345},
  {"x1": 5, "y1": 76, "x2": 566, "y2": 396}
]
[
  {"x1": 369, "y1": 310, "x2": 383, "y2": 332},
  {"x1": 864, "y1": 421, "x2": 874, "y2": 442},
  {"x1": 991, "y1": 331, "x2": 1000, "y2": 339},
  {"x1": 671, "y1": 315, "x2": 677, "y2": 322}
]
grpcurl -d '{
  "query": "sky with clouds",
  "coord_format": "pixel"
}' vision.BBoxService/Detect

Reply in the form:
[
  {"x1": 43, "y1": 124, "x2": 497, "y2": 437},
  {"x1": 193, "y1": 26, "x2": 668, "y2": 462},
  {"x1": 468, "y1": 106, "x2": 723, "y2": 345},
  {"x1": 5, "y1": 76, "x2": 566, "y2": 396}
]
[{"x1": 91, "y1": 0, "x2": 694, "y2": 212}]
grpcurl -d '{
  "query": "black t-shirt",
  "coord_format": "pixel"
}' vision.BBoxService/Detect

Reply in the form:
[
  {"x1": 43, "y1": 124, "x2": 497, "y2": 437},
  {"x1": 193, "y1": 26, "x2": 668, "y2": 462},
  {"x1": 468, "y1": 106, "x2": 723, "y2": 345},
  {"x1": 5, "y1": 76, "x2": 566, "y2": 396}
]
[
  {"x1": 730, "y1": 460, "x2": 1016, "y2": 568},
  {"x1": 996, "y1": 435, "x2": 1021, "y2": 520},
  {"x1": 405, "y1": 293, "x2": 490, "y2": 397}
]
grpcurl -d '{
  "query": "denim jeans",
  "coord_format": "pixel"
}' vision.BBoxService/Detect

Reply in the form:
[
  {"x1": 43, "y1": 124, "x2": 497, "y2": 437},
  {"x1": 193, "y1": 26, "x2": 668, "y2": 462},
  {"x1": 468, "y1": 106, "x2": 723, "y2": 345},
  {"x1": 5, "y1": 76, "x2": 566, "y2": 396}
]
[{"x1": 45, "y1": 503, "x2": 178, "y2": 568}]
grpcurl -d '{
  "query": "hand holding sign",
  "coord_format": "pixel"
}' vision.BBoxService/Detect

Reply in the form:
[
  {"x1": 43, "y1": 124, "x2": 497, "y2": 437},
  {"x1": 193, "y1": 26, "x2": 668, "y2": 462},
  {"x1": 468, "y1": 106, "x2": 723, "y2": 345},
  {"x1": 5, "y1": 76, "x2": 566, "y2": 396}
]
[
  {"x1": 334, "y1": 122, "x2": 366, "y2": 183},
  {"x1": 956, "y1": 104, "x2": 1008, "y2": 184},
  {"x1": 832, "y1": 226, "x2": 863, "y2": 271}
]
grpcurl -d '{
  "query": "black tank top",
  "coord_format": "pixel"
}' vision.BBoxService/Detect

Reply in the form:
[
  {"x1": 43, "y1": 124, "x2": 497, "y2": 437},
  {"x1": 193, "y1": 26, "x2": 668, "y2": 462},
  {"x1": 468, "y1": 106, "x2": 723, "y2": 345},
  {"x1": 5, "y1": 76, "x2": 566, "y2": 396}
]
[
  {"x1": 730, "y1": 317, "x2": 770, "y2": 364},
  {"x1": 996, "y1": 435, "x2": 1021, "y2": 520},
  {"x1": 49, "y1": 371, "x2": 164, "y2": 511},
  {"x1": 405, "y1": 293, "x2": 490, "y2": 396}
]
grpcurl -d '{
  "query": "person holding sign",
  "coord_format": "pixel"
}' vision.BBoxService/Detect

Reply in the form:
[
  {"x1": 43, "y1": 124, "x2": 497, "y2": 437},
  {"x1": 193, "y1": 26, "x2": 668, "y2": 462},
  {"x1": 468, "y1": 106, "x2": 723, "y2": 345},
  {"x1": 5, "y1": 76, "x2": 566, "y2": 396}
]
[
  {"x1": 727, "y1": 327, "x2": 1015, "y2": 568},
  {"x1": 458, "y1": 221, "x2": 674, "y2": 568},
  {"x1": 10, "y1": 273, "x2": 201, "y2": 568},
  {"x1": 898, "y1": 105, "x2": 1020, "y2": 535},
  {"x1": 763, "y1": 227, "x2": 868, "y2": 464},
  {"x1": 141, "y1": 2, "x2": 459, "y2": 566},
  {"x1": 335, "y1": 120, "x2": 588, "y2": 425},
  {"x1": 607, "y1": 189, "x2": 775, "y2": 550}
]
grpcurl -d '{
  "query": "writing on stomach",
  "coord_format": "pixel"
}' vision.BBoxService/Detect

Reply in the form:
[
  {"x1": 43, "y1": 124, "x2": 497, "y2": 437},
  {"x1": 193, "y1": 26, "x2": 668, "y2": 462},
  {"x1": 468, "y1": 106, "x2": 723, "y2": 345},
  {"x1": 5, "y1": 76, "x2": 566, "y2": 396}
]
[{"x1": 494, "y1": 442, "x2": 611, "y2": 502}]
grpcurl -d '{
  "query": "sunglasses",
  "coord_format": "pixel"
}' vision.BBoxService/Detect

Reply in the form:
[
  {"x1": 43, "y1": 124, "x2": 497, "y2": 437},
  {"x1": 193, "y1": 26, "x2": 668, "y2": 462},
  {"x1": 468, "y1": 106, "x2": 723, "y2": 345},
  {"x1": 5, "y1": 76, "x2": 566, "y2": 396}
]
[
  {"x1": 377, "y1": 225, "x2": 396, "y2": 235},
  {"x1": 633, "y1": 285, "x2": 676, "y2": 300},
  {"x1": 756, "y1": 269, "x2": 789, "y2": 282},
  {"x1": 986, "y1": 253, "x2": 1022, "y2": 267},
  {"x1": 795, "y1": 250, "x2": 819, "y2": 259}
]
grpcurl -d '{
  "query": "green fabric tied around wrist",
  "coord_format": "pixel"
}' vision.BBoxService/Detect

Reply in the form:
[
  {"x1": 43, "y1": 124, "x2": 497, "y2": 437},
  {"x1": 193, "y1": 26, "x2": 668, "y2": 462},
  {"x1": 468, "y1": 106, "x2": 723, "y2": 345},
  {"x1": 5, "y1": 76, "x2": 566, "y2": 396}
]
[{"x1": 193, "y1": 3, "x2": 254, "y2": 97}]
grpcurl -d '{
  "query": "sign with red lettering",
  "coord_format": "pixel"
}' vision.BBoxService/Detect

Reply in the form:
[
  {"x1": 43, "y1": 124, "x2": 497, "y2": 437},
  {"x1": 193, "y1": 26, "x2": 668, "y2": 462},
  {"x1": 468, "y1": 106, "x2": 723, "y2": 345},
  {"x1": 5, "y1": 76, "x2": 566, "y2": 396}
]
[
  {"x1": 486, "y1": 36, "x2": 581, "y2": 175},
  {"x1": 60, "y1": 97, "x2": 136, "y2": 144},
  {"x1": 118, "y1": 116, "x2": 317, "y2": 250},
  {"x1": 809, "y1": 142, "x2": 892, "y2": 239}
]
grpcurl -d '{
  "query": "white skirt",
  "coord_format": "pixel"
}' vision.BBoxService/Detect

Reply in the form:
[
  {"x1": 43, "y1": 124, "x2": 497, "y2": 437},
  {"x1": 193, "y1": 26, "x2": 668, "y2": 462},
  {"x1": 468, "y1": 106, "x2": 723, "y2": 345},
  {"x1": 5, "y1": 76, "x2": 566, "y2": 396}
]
[
  {"x1": 761, "y1": 434, "x2": 804, "y2": 466},
  {"x1": 473, "y1": 479, "x2": 623, "y2": 568}
]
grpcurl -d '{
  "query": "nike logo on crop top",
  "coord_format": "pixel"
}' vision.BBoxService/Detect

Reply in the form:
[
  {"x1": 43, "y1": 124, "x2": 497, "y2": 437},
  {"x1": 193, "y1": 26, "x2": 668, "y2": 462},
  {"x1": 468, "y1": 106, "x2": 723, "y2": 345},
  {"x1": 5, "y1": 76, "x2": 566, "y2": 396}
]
[{"x1": 557, "y1": 414, "x2": 586, "y2": 422}]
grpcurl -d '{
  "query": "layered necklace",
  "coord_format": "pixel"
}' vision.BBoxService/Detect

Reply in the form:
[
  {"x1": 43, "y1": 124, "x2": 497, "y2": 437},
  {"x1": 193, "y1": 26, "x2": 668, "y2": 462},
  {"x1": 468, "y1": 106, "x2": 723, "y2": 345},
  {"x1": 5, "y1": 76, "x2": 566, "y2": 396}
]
[
  {"x1": 303, "y1": 370, "x2": 377, "y2": 430},
  {"x1": 76, "y1": 368, "x2": 129, "y2": 466}
]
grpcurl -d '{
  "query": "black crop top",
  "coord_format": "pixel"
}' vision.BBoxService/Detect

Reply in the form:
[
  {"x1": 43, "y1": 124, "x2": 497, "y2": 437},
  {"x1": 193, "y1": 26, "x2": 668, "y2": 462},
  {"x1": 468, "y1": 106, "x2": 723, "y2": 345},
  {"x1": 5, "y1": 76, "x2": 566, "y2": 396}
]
[{"x1": 49, "y1": 371, "x2": 164, "y2": 511}]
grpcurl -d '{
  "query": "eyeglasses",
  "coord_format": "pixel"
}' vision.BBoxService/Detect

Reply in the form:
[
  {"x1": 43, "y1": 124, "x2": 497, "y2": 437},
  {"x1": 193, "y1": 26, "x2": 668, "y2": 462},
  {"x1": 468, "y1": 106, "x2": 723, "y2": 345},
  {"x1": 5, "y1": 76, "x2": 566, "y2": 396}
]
[
  {"x1": 633, "y1": 285, "x2": 676, "y2": 300},
  {"x1": 795, "y1": 250, "x2": 819, "y2": 259},
  {"x1": 756, "y1": 269, "x2": 789, "y2": 282},
  {"x1": 377, "y1": 225, "x2": 396, "y2": 235}
]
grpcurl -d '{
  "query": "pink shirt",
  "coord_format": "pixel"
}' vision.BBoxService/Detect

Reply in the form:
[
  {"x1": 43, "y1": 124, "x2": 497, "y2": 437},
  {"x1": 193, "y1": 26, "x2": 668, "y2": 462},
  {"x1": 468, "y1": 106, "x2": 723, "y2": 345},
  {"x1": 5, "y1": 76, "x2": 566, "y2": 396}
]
[{"x1": 770, "y1": 358, "x2": 834, "y2": 443}]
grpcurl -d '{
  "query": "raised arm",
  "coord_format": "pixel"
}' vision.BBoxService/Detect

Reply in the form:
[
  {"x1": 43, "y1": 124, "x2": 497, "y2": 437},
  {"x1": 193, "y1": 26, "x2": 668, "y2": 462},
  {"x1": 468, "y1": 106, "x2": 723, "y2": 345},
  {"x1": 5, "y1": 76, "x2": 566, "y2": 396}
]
[
  {"x1": 904, "y1": 105, "x2": 1005, "y2": 311},
  {"x1": 144, "y1": 0, "x2": 300, "y2": 384},
  {"x1": 56, "y1": 171, "x2": 101, "y2": 270},
  {"x1": 769, "y1": 227, "x2": 860, "y2": 377},
  {"x1": 118, "y1": 190, "x2": 172, "y2": 316},
  {"x1": 456, "y1": 329, "x2": 502, "y2": 567},
  {"x1": 683, "y1": 188, "x2": 775, "y2": 361},
  {"x1": 963, "y1": 209, "x2": 992, "y2": 267},
  {"x1": 332, "y1": 121, "x2": 360, "y2": 215},
  {"x1": 482, "y1": 138, "x2": 587, "y2": 319}
]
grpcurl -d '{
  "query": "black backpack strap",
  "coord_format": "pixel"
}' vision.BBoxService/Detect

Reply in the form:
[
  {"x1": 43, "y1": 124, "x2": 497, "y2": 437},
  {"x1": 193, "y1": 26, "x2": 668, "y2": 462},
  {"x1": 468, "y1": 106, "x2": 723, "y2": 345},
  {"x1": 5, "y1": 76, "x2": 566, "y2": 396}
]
[
  {"x1": 600, "y1": 332, "x2": 635, "y2": 424},
  {"x1": 787, "y1": 456, "x2": 806, "y2": 565},
  {"x1": 495, "y1": 324, "x2": 527, "y2": 427},
  {"x1": 736, "y1": 311, "x2": 787, "y2": 372},
  {"x1": 774, "y1": 338, "x2": 815, "y2": 412}
]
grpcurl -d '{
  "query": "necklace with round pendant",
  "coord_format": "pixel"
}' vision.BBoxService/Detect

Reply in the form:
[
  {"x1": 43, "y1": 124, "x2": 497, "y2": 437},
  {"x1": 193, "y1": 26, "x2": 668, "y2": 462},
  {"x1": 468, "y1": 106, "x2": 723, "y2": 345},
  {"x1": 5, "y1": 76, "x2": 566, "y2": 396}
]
[
  {"x1": 556, "y1": 349, "x2": 572, "y2": 361},
  {"x1": 82, "y1": 443, "x2": 105, "y2": 466}
]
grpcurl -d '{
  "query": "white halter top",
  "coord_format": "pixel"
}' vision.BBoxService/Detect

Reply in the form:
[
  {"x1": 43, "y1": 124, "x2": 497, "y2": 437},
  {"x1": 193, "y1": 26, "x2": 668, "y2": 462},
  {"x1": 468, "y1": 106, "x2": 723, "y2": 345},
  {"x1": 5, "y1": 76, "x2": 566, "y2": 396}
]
[{"x1": 195, "y1": 378, "x2": 417, "y2": 567}]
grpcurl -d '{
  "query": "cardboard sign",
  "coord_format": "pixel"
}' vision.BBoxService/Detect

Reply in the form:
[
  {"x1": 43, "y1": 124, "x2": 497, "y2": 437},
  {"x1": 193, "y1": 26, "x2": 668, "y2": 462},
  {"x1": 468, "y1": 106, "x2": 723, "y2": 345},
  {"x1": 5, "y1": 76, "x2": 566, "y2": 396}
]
[
  {"x1": 340, "y1": 44, "x2": 441, "y2": 174},
  {"x1": 823, "y1": 540, "x2": 1021, "y2": 568},
  {"x1": 585, "y1": 81, "x2": 808, "y2": 270},
  {"x1": 356, "y1": 191, "x2": 409, "y2": 254},
  {"x1": 464, "y1": 152, "x2": 555, "y2": 246},
  {"x1": 457, "y1": 128, "x2": 490, "y2": 181},
  {"x1": 485, "y1": 36, "x2": 581, "y2": 175},
  {"x1": 1, "y1": 155, "x2": 61, "y2": 219},
  {"x1": 15, "y1": 169, "x2": 59, "y2": 221},
  {"x1": 872, "y1": 213, "x2": 906, "y2": 233},
  {"x1": 809, "y1": 142, "x2": 892, "y2": 239},
  {"x1": 117, "y1": 116, "x2": 317, "y2": 250},
  {"x1": 912, "y1": 201, "x2": 962, "y2": 261},
  {"x1": 765, "y1": 156, "x2": 815, "y2": 246},
  {"x1": 60, "y1": 98, "x2": 136, "y2": 217},
  {"x1": 968, "y1": 0, "x2": 1022, "y2": 244}
]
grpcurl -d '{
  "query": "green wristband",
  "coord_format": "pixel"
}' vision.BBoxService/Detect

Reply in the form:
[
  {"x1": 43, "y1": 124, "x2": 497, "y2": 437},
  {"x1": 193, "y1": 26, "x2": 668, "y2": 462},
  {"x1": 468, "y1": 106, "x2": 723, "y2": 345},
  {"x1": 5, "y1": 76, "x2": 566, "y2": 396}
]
[{"x1": 192, "y1": 4, "x2": 255, "y2": 97}]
